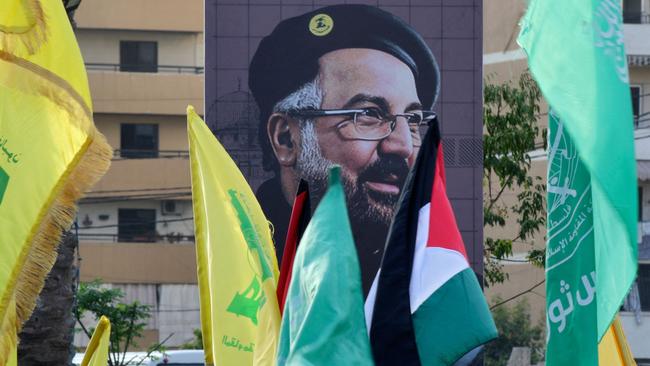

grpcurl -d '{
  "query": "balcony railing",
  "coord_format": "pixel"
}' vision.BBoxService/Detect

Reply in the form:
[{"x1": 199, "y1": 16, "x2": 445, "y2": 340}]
[
  {"x1": 78, "y1": 232, "x2": 195, "y2": 244},
  {"x1": 113, "y1": 149, "x2": 190, "y2": 160},
  {"x1": 86, "y1": 63, "x2": 204, "y2": 74},
  {"x1": 624, "y1": 11, "x2": 650, "y2": 24}
]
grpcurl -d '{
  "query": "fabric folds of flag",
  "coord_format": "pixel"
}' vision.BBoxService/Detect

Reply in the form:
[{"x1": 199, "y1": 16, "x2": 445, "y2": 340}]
[
  {"x1": 276, "y1": 179, "x2": 311, "y2": 314},
  {"x1": 365, "y1": 119, "x2": 497, "y2": 365},
  {"x1": 598, "y1": 317, "x2": 635, "y2": 366},
  {"x1": 0, "y1": 1, "x2": 112, "y2": 363},
  {"x1": 81, "y1": 316, "x2": 111, "y2": 366},
  {"x1": 518, "y1": 0, "x2": 637, "y2": 364},
  {"x1": 188, "y1": 106, "x2": 280, "y2": 366},
  {"x1": 277, "y1": 166, "x2": 373, "y2": 366}
]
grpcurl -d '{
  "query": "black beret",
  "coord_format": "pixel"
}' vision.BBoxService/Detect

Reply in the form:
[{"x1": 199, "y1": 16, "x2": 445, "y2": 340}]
[{"x1": 249, "y1": 4, "x2": 440, "y2": 120}]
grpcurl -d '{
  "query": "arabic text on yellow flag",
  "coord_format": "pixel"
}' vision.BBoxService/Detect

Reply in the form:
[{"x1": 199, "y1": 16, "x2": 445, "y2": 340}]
[
  {"x1": 188, "y1": 106, "x2": 280, "y2": 366},
  {"x1": 0, "y1": 1, "x2": 112, "y2": 363},
  {"x1": 598, "y1": 316, "x2": 636, "y2": 366},
  {"x1": 81, "y1": 316, "x2": 111, "y2": 366}
]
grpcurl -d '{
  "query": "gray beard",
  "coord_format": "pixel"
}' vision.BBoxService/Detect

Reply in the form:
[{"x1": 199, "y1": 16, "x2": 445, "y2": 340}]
[{"x1": 295, "y1": 122, "x2": 396, "y2": 227}]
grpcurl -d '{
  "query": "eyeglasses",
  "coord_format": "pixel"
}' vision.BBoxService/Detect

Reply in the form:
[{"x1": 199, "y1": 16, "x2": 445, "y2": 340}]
[{"x1": 287, "y1": 107, "x2": 437, "y2": 142}]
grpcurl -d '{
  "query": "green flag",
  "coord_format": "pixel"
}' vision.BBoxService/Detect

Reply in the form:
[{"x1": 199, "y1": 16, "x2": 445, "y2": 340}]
[
  {"x1": 276, "y1": 166, "x2": 373, "y2": 365},
  {"x1": 546, "y1": 111, "x2": 599, "y2": 364},
  {"x1": 518, "y1": 0, "x2": 637, "y2": 364}
]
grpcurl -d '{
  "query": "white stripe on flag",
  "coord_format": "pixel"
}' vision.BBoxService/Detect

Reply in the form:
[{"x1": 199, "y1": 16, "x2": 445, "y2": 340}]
[
  {"x1": 364, "y1": 203, "x2": 470, "y2": 331},
  {"x1": 364, "y1": 270, "x2": 379, "y2": 334},
  {"x1": 410, "y1": 203, "x2": 469, "y2": 312}
]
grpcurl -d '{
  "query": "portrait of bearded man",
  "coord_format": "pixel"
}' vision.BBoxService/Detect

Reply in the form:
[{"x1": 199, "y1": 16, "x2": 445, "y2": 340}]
[{"x1": 250, "y1": 4, "x2": 440, "y2": 295}]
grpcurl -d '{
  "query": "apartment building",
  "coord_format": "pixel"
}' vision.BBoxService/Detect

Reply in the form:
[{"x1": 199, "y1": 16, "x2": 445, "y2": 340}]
[
  {"x1": 482, "y1": 0, "x2": 547, "y2": 325},
  {"x1": 72, "y1": 0, "x2": 204, "y2": 348},
  {"x1": 622, "y1": 1, "x2": 650, "y2": 363},
  {"x1": 485, "y1": 0, "x2": 650, "y2": 363}
]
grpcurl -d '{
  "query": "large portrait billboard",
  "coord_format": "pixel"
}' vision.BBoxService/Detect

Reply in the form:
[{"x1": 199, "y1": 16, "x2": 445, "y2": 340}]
[{"x1": 205, "y1": 0, "x2": 483, "y2": 295}]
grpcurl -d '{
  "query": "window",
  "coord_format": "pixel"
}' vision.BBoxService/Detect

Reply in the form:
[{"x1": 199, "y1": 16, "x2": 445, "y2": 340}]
[
  {"x1": 623, "y1": 0, "x2": 643, "y2": 23},
  {"x1": 638, "y1": 263, "x2": 650, "y2": 311},
  {"x1": 120, "y1": 41, "x2": 158, "y2": 72},
  {"x1": 640, "y1": 186, "x2": 644, "y2": 222},
  {"x1": 120, "y1": 124, "x2": 159, "y2": 158},
  {"x1": 118, "y1": 209, "x2": 156, "y2": 242},
  {"x1": 637, "y1": 186, "x2": 643, "y2": 222},
  {"x1": 631, "y1": 86, "x2": 641, "y2": 126}
]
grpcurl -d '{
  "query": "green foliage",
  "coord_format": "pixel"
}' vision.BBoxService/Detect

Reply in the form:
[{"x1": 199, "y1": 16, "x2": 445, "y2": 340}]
[
  {"x1": 485, "y1": 297, "x2": 545, "y2": 366},
  {"x1": 74, "y1": 280, "x2": 155, "y2": 366},
  {"x1": 483, "y1": 72, "x2": 547, "y2": 285},
  {"x1": 180, "y1": 329, "x2": 203, "y2": 349}
]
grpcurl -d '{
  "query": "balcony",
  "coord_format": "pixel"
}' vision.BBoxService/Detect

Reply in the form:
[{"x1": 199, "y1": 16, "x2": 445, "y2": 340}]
[
  {"x1": 78, "y1": 232, "x2": 194, "y2": 244},
  {"x1": 624, "y1": 11, "x2": 650, "y2": 24},
  {"x1": 86, "y1": 63, "x2": 204, "y2": 75},
  {"x1": 112, "y1": 149, "x2": 190, "y2": 160}
]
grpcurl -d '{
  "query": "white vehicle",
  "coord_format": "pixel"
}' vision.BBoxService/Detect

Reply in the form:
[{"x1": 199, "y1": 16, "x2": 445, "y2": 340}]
[
  {"x1": 145, "y1": 350, "x2": 204, "y2": 366},
  {"x1": 72, "y1": 350, "x2": 205, "y2": 366}
]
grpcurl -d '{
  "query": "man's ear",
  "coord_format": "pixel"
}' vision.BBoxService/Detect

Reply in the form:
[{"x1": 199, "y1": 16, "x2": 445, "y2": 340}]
[{"x1": 267, "y1": 113, "x2": 300, "y2": 167}]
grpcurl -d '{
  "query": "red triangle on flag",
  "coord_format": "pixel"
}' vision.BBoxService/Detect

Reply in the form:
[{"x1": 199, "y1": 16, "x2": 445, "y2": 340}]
[{"x1": 426, "y1": 147, "x2": 468, "y2": 260}]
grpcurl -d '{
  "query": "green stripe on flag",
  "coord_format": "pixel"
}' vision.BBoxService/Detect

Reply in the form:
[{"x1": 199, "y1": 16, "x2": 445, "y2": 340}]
[{"x1": 413, "y1": 268, "x2": 497, "y2": 365}]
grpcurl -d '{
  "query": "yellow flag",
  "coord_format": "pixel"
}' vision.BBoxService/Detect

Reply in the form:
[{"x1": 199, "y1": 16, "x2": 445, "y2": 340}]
[
  {"x1": 81, "y1": 316, "x2": 111, "y2": 366},
  {"x1": 188, "y1": 106, "x2": 280, "y2": 365},
  {"x1": 598, "y1": 316, "x2": 636, "y2": 366},
  {"x1": 1, "y1": 298, "x2": 17, "y2": 366},
  {"x1": 0, "y1": 1, "x2": 111, "y2": 363}
]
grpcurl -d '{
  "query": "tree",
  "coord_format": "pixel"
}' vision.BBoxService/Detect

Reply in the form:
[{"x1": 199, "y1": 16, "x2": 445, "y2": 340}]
[
  {"x1": 18, "y1": 232, "x2": 77, "y2": 365},
  {"x1": 483, "y1": 71, "x2": 547, "y2": 285},
  {"x1": 485, "y1": 297, "x2": 545, "y2": 366},
  {"x1": 180, "y1": 329, "x2": 203, "y2": 350},
  {"x1": 74, "y1": 280, "x2": 165, "y2": 366}
]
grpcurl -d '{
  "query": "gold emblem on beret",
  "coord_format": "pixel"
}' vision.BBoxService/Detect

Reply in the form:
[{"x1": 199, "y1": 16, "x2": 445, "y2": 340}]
[{"x1": 309, "y1": 14, "x2": 333, "y2": 36}]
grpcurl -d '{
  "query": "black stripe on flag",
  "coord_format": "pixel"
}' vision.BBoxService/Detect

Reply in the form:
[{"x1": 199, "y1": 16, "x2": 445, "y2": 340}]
[{"x1": 369, "y1": 117, "x2": 440, "y2": 365}]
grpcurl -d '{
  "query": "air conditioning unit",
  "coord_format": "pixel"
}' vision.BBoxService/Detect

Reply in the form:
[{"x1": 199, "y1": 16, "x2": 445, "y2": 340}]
[{"x1": 161, "y1": 200, "x2": 181, "y2": 216}]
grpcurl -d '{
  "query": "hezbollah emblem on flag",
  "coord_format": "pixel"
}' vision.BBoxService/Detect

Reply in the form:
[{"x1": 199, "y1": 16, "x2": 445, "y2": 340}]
[
  {"x1": 226, "y1": 189, "x2": 273, "y2": 326},
  {"x1": 188, "y1": 106, "x2": 280, "y2": 365}
]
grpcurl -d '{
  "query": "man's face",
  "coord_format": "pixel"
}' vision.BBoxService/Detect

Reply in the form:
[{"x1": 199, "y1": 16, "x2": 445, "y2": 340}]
[{"x1": 296, "y1": 48, "x2": 421, "y2": 226}]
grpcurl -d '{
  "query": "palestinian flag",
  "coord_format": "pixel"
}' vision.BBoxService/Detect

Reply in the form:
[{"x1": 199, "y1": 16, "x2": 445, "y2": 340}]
[
  {"x1": 365, "y1": 118, "x2": 497, "y2": 365},
  {"x1": 276, "y1": 179, "x2": 311, "y2": 314}
]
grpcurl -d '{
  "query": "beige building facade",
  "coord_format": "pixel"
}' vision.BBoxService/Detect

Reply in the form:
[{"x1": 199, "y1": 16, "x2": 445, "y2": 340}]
[
  {"x1": 485, "y1": 0, "x2": 650, "y2": 363},
  {"x1": 73, "y1": 0, "x2": 203, "y2": 349}
]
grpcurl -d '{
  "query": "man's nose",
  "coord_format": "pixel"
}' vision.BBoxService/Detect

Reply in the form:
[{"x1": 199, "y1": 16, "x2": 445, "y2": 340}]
[{"x1": 378, "y1": 118, "x2": 413, "y2": 159}]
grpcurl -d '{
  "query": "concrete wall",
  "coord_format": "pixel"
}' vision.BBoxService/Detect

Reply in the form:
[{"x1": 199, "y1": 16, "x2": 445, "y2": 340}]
[
  {"x1": 626, "y1": 24, "x2": 650, "y2": 56},
  {"x1": 483, "y1": 0, "x2": 527, "y2": 55},
  {"x1": 88, "y1": 72, "x2": 203, "y2": 115},
  {"x1": 75, "y1": 0, "x2": 203, "y2": 32},
  {"x1": 90, "y1": 158, "x2": 190, "y2": 194},
  {"x1": 79, "y1": 243, "x2": 197, "y2": 284},
  {"x1": 621, "y1": 312, "x2": 650, "y2": 359}
]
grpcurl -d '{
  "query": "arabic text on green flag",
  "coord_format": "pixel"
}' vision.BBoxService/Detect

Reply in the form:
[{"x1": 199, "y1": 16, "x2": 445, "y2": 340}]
[{"x1": 518, "y1": 0, "x2": 637, "y2": 364}]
